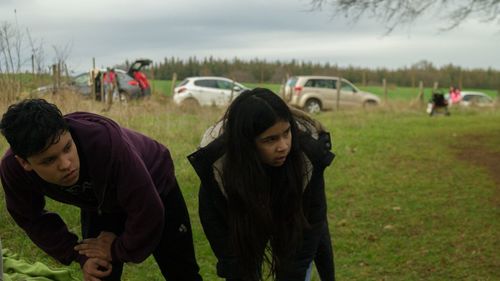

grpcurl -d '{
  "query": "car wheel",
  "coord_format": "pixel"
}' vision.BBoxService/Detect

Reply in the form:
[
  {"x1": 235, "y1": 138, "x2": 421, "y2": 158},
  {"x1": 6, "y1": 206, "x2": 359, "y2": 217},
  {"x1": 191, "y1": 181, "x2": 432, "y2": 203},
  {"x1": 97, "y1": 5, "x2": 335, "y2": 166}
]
[
  {"x1": 363, "y1": 100, "x2": 378, "y2": 109},
  {"x1": 181, "y1": 98, "x2": 200, "y2": 111},
  {"x1": 304, "y1": 99, "x2": 321, "y2": 114}
]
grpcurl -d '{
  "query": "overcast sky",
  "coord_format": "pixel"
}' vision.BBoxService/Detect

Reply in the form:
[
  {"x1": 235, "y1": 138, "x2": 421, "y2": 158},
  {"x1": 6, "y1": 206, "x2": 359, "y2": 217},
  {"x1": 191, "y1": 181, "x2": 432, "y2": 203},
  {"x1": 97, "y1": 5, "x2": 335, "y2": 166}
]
[{"x1": 1, "y1": 0, "x2": 499, "y2": 73}]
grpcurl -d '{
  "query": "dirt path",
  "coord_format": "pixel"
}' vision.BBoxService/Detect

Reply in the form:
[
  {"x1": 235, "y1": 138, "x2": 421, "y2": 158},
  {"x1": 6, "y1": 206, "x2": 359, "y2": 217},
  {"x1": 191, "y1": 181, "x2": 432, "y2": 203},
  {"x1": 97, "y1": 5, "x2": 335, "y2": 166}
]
[{"x1": 454, "y1": 134, "x2": 500, "y2": 207}]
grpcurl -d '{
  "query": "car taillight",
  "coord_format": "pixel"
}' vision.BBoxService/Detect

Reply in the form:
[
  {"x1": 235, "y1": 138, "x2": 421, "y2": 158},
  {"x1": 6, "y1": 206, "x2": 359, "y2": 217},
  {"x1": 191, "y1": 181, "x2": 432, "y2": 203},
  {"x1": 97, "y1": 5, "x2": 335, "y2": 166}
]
[
  {"x1": 176, "y1": 87, "x2": 187, "y2": 94},
  {"x1": 128, "y1": 80, "x2": 139, "y2": 86},
  {"x1": 293, "y1": 86, "x2": 303, "y2": 96}
]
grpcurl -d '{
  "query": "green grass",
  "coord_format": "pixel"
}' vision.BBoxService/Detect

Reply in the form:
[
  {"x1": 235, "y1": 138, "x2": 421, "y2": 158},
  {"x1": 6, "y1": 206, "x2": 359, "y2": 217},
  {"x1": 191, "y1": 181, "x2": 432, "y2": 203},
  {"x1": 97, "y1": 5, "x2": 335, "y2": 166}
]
[{"x1": 0, "y1": 95, "x2": 499, "y2": 280}]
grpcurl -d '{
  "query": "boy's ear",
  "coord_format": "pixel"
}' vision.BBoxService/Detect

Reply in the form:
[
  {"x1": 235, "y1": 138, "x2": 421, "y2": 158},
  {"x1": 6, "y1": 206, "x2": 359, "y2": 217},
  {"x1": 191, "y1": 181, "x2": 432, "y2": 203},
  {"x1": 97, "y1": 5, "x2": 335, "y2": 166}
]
[{"x1": 15, "y1": 155, "x2": 33, "y2": 171}]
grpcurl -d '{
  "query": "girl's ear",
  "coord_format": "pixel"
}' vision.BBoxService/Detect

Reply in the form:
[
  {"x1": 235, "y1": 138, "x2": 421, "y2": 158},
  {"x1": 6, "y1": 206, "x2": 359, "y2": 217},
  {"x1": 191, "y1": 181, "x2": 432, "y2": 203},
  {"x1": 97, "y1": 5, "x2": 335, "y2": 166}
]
[{"x1": 15, "y1": 155, "x2": 33, "y2": 171}]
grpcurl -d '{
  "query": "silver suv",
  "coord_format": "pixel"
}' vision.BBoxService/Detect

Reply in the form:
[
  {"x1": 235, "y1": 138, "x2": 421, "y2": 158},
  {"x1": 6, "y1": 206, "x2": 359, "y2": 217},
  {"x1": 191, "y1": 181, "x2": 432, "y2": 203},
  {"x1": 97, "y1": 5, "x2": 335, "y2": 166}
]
[{"x1": 284, "y1": 76, "x2": 380, "y2": 113}]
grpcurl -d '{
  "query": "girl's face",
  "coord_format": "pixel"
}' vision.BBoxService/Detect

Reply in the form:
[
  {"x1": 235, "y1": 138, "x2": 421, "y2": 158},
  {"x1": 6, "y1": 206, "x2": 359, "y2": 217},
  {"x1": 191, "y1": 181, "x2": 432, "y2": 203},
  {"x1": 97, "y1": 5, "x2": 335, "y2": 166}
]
[{"x1": 255, "y1": 120, "x2": 292, "y2": 167}]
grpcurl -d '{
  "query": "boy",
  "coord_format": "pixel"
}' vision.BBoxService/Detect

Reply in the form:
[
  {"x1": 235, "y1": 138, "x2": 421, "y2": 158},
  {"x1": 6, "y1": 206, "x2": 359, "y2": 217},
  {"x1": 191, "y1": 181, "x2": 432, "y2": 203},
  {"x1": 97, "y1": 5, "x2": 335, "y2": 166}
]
[{"x1": 0, "y1": 99, "x2": 202, "y2": 281}]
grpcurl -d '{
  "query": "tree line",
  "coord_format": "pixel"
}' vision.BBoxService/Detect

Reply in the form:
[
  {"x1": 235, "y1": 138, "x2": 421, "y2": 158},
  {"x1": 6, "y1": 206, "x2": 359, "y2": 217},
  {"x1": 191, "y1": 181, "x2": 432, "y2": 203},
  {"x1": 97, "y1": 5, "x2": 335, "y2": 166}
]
[{"x1": 140, "y1": 57, "x2": 500, "y2": 90}]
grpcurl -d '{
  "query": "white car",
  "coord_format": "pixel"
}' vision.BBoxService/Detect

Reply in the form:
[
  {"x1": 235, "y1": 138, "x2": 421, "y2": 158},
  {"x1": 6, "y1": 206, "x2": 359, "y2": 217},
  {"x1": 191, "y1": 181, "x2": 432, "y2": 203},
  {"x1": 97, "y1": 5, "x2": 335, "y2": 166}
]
[
  {"x1": 173, "y1": 76, "x2": 249, "y2": 107},
  {"x1": 459, "y1": 91, "x2": 495, "y2": 107}
]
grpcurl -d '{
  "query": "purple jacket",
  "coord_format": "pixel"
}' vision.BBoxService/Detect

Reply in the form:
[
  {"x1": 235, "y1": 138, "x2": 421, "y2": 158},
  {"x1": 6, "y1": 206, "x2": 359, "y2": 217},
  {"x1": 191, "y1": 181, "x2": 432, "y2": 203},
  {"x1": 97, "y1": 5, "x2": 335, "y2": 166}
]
[{"x1": 0, "y1": 112, "x2": 176, "y2": 266}]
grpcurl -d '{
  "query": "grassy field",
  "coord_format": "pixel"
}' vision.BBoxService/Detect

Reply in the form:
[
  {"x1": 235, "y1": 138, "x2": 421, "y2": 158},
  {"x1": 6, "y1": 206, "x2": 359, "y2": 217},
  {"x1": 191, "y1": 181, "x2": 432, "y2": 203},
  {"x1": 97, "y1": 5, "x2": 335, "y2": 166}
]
[{"x1": 0, "y1": 91, "x2": 499, "y2": 280}]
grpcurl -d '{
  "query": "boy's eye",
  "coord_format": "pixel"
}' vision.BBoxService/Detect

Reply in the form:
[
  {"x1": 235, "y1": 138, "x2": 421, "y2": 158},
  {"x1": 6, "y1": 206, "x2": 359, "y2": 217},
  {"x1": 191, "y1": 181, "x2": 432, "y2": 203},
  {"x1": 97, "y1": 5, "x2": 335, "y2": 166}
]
[{"x1": 42, "y1": 158, "x2": 55, "y2": 165}]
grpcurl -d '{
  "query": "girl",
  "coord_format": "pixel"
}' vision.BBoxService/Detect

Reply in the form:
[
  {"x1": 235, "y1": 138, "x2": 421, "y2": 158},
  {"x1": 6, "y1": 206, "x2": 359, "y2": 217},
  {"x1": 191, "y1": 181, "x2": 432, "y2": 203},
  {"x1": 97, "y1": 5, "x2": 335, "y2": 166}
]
[{"x1": 189, "y1": 88, "x2": 335, "y2": 281}]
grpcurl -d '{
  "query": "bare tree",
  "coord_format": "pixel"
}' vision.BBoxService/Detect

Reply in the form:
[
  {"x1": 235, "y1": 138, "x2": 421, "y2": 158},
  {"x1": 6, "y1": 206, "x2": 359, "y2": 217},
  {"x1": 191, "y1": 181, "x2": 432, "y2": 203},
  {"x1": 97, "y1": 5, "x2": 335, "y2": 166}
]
[
  {"x1": 309, "y1": 0, "x2": 500, "y2": 34},
  {"x1": 0, "y1": 22, "x2": 21, "y2": 73},
  {"x1": 26, "y1": 28, "x2": 46, "y2": 74},
  {"x1": 52, "y1": 41, "x2": 73, "y2": 70}
]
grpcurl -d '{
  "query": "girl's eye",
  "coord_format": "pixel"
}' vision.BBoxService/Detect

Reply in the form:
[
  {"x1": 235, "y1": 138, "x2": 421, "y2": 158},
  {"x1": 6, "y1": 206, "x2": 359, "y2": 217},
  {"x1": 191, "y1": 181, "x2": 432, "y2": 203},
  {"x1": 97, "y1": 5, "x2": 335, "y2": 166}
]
[{"x1": 63, "y1": 142, "x2": 72, "y2": 153}]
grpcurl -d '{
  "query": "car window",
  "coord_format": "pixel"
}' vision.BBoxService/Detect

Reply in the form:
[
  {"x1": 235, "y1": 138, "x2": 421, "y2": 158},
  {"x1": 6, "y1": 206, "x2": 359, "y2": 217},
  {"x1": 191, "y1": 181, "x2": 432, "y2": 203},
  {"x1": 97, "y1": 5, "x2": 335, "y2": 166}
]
[
  {"x1": 195, "y1": 79, "x2": 218, "y2": 88},
  {"x1": 286, "y1": 77, "x2": 298, "y2": 87},
  {"x1": 234, "y1": 82, "x2": 246, "y2": 90},
  {"x1": 478, "y1": 96, "x2": 491, "y2": 103},
  {"x1": 116, "y1": 72, "x2": 133, "y2": 82},
  {"x1": 216, "y1": 80, "x2": 233, "y2": 90},
  {"x1": 341, "y1": 81, "x2": 356, "y2": 92},
  {"x1": 472, "y1": 95, "x2": 492, "y2": 103},
  {"x1": 177, "y1": 79, "x2": 190, "y2": 87},
  {"x1": 304, "y1": 79, "x2": 336, "y2": 89},
  {"x1": 462, "y1": 95, "x2": 472, "y2": 101},
  {"x1": 73, "y1": 74, "x2": 89, "y2": 85}
]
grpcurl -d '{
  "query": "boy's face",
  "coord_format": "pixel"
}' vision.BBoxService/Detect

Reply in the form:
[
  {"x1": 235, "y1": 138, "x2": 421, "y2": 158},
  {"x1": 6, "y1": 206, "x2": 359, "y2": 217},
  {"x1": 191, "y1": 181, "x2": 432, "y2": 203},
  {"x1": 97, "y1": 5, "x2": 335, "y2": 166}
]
[{"x1": 16, "y1": 131, "x2": 80, "y2": 187}]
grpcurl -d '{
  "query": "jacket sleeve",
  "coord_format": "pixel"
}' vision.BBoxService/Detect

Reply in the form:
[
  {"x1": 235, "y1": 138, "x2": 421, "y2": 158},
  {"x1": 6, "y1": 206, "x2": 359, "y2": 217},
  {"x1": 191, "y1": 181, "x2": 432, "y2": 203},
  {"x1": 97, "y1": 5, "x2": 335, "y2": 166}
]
[
  {"x1": 0, "y1": 158, "x2": 85, "y2": 266},
  {"x1": 108, "y1": 142, "x2": 166, "y2": 264},
  {"x1": 199, "y1": 183, "x2": 245, "y2": 280}
]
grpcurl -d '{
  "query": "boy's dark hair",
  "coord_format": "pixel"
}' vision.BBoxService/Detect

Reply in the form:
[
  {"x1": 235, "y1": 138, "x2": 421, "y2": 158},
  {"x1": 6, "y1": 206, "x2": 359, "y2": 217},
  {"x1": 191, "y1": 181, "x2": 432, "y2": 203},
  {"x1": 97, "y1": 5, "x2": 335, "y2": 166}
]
[{"x1": 0, "y1": 99, "x2": 69, "y2": 159}]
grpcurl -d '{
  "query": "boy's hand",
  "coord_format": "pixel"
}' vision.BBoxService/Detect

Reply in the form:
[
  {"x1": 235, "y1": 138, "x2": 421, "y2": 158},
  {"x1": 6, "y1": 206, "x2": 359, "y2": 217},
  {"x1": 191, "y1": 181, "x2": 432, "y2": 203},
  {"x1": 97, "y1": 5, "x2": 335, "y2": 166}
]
[
  {"x1": 75, "y1": 231, "x2": 117, "y2": 261},
  {"x1": 82, "y1": 257, "x2": 112, "y2": 281}
]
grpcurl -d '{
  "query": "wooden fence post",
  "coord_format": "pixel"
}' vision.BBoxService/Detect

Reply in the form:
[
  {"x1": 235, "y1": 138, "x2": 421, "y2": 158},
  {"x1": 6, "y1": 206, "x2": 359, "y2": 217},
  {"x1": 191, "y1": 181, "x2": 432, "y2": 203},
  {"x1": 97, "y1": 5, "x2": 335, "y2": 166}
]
[
  {"x1": 100, "y1": 76, "x2": 104, "y2": 105},
  {"x1": 170, "y1": 73, "x2": 177, "y2": 96},
  {"x1": 433, "y1": 81, "x2": 439, "y2": 91},
  {"x1": 51, "y1": 64, "x2": 57, "y2": 95},
  {"x1": 418, "y1": 81, "x2": 424, "y2": 103},
  {"x1": 31, "y1": 54, "x2": 35, "y2": 78},
  {"x1": 91, "y1": 57, "x2": 96, "y2": 101},
  {"x1": 150, "y1": 64, "x2": 155, "y2": 96},
  {"x1": 56, "y1": 63, "x2": 61, "y2": 89},
  {"x1": 383, "y1": 78, "x2": 388, "y2": 103},
  {"x1": 229, "y1": 76, "x2": 236, "y2": 102},
  {"x1": 336, "y1": 78, "x2": 341, "y2": 111}
]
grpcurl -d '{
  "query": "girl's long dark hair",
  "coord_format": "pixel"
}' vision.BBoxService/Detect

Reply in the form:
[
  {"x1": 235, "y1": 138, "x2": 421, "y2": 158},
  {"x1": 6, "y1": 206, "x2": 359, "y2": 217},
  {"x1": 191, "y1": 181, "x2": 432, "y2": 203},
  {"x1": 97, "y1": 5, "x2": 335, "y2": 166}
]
[{"x1": 221, "y1": 88, "x2": 307, "y2": 280}]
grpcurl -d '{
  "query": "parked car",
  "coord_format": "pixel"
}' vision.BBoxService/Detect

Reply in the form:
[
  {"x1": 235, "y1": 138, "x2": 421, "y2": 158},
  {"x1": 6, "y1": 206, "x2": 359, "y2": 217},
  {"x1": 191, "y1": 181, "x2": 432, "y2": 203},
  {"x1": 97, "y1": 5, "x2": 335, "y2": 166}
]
[
  {"x1": 72, "y1": 68, "x2": 142, "y2": 100},
  {"x1": 32, "y1": 59, "x2": 152, "y2": 101},
  {"x1": 458, "y1": 91, "x2": 494, "y2": 107},
  {"x1": 284, "y1": 75, "x2": 381, "y2": 113},
  {"x1": 173, "y1": 76, "x2": 249, "y2": 107}
]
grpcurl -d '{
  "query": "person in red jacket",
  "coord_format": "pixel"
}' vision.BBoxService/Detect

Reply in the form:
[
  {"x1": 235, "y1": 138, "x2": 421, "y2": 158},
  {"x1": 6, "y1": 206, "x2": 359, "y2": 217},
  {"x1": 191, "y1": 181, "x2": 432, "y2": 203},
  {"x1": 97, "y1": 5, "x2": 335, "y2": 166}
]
[
  {"x1": 0, "y1": 99, "x2": 202, "y2": 281},
  {"x1": 133, "y1": 70, "x2": 151, "y2": 97}
]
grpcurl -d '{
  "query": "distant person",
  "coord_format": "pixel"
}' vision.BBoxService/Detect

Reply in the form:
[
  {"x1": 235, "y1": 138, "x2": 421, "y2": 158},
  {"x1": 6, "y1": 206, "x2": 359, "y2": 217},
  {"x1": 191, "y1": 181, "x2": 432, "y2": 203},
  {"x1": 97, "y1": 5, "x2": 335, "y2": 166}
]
[
  {"x1": 133, "y1": 70, "x2": 151, "y2": 97},
  {"x1": 449, "y1": 86, "x2": 462, "y2": 105},
  {"x1": 428, "y1": 91, "x2": 450, "y2": 116},
  {"x1": 0, "y1": 99, "x2": 203, "y2": 281},
  {"x1": 189, "y1": 88, "x2": 336, "y2": 280}
]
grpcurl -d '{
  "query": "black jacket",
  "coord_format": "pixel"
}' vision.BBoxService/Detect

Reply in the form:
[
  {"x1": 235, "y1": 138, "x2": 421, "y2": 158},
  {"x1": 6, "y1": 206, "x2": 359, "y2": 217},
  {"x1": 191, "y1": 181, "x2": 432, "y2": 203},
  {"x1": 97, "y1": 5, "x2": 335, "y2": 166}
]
[{"x1": 188, "y1": 124, "x2": 335, "y2": 280}]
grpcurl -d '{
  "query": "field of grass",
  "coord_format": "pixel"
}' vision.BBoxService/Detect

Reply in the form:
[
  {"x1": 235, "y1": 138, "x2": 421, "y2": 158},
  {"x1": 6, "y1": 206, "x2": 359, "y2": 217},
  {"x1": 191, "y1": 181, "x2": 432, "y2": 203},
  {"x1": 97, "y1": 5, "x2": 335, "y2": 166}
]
[{"x1": 0, "y1": 92, "x2": 499, "y2": 280}]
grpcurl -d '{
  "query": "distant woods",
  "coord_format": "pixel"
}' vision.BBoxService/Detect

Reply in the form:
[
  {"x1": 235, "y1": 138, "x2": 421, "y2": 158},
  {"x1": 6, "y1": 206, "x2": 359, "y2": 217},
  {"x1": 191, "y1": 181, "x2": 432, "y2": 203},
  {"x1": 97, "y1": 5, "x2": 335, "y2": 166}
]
[{"x1": 138, "y1": 57, "x2": 500, "y2": 90}]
